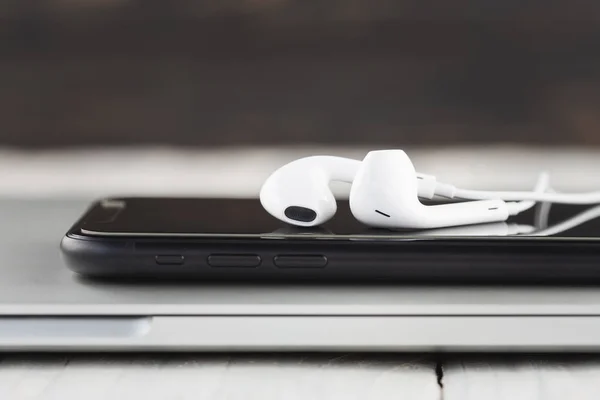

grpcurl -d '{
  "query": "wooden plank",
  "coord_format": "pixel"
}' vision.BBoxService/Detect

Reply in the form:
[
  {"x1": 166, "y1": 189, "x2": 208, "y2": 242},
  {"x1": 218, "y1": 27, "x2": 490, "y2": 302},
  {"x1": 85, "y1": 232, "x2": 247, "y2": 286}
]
[
  {"x1": 443, "y1": 355, "x2": 600, "y2": 400},
  {"x1": 0, "y1": 354, "x2": 439, "y2": 400}
]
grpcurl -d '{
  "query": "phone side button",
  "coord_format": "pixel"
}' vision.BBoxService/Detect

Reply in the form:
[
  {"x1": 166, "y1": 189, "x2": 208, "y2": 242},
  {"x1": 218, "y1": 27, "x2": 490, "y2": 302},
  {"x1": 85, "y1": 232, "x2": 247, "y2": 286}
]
[
  {"x1": 155, "y1": 255, "x2": 185, "y2": 265},
  {"x1": 273, "y1": 255, "x2": 328, "y2": 268},
  {"x1": 207, "y1": 255, "x2": 262, "y2": 268}
]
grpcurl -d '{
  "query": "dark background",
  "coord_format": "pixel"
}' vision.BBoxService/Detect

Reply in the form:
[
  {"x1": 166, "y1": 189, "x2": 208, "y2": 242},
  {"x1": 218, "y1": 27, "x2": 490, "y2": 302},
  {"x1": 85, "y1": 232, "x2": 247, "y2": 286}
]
[{"x1": 3, "y1": 0, "x2": 600, "y2": 148}]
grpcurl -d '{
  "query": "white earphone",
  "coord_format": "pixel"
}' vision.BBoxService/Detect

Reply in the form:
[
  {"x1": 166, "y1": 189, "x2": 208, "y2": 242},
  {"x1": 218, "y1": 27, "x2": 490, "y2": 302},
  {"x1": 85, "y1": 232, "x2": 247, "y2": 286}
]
[
  {"x1": 348, "y1": 150, "x2": 510, "y2": 229},
  {"x1": 260, "y1": 149, "x2": 600, "y2": 230},
  {"x1": 259, "y1": 153, "x2": 440, "y2": 227}
]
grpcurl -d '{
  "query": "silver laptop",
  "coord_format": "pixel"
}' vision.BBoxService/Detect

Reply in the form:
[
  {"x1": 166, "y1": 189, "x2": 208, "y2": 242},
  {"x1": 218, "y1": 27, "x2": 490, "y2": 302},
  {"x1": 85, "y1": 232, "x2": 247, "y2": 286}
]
[{"x1": 1, "y1": 199, "x2": 600, "y2": 351}]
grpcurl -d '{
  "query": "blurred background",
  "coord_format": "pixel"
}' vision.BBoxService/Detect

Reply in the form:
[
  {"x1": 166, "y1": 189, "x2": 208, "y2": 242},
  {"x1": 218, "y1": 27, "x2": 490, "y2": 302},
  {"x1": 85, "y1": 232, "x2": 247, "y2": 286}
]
[{"x1": 2, "y1": 0, "x2": 600, "y2": 199}]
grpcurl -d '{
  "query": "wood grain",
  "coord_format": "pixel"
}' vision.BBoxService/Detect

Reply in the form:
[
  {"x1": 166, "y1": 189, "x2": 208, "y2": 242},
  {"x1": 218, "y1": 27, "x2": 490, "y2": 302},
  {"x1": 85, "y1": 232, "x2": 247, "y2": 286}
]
[
  {"x1": 0, "y1": 354, "x2": 438, "y2": 400},
  {"x1": 443, "y1": 355, "x2": 600, "y2": 400}
]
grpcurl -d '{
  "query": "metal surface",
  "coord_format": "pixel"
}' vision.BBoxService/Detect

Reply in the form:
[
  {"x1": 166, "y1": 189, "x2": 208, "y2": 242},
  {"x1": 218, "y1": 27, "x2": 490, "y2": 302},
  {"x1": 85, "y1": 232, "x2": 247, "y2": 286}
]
[
  {"x1": 2, "y1": 316, "x2": 600, "y2": 352},
  {"x1": 3, "y1": 199, "x2": 600, "y2": 350}
]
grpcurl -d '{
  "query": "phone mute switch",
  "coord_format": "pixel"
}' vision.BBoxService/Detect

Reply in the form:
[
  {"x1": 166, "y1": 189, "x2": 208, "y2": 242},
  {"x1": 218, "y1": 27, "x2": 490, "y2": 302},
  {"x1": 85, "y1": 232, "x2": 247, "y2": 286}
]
[{"x1": 155, "y1": 255, "x2": 185, "y2": 265}]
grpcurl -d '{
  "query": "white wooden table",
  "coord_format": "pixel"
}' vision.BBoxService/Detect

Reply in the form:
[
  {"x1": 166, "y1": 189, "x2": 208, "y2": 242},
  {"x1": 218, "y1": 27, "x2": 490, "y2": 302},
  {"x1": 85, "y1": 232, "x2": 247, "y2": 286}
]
[
  {"x1": 4, "y1": 354, "x2": 600, "y2": 399},
  {"x1": 443, "y1": 355, "x2": 600, "y2": 400},
  {"x1": 0, "y1": 354, "x2": 438, "y2": 400}
]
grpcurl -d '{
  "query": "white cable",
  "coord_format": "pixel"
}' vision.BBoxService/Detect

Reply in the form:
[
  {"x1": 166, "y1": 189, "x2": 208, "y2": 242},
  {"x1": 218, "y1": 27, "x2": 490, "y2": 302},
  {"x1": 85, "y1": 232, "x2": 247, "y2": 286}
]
[
  {"x1": 505, "y1": 172, "x2": 550, "y2": 216},
  {"x1": 528, "y1": 204, "x2": 600, "y2": 236},
  {"x1": 534, "y1": 187, "x2": 554, "y2": 229},
  {"x1": 454, "y1": 186, "x2": 600, "y2": 204},
  {"x1": 434, "y1": 173, "x2": 550, "y2": 216}
]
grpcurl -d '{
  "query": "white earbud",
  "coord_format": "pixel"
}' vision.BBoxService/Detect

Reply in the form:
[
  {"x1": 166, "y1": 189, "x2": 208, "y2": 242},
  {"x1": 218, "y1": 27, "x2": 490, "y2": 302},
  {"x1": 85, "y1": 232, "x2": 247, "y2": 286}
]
[
  {"x1": 349, "y1": 150, "x2": 510, "y2": 229},
  {"x1": 259, "y1": 155, "x2": 439, "y2": 227},
  {"x1": 260, "y1": 149, "x2": 552, "y2": 229}
]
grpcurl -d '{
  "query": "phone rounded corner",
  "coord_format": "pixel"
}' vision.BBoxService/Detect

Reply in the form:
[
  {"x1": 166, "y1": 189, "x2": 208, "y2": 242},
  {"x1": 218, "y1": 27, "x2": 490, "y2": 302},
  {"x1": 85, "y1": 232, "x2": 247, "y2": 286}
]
[{"x1": 59, "y1": 232, "x2": 132, "y2": 278}]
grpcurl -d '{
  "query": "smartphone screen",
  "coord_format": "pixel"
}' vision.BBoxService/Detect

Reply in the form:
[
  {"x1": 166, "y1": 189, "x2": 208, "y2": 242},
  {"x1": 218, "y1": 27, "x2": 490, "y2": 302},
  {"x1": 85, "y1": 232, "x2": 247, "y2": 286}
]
[{"x1": 76, "y1": 198, "x2": 600, "y2": 240}]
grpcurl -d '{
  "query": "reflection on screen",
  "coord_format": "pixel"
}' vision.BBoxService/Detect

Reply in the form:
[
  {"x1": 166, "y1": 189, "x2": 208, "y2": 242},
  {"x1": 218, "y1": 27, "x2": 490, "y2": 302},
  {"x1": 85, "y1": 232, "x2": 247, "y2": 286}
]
[{"x1": 80, "y1": 198, "x2": 600, "y2": 239}]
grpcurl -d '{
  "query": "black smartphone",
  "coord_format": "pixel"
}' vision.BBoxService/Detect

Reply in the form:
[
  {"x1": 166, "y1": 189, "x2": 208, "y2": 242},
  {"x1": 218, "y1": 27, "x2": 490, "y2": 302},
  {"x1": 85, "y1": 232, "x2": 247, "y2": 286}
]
[{"x1": 61, "y1": 197, "x2": 600, "y2": 282}]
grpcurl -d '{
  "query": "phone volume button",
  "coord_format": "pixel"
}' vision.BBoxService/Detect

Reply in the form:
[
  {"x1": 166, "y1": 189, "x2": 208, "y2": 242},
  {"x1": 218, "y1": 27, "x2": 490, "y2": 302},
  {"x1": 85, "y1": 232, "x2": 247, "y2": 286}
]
[{"x1": 155, "y1": 255, "x2": 185, "y2": 265}]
